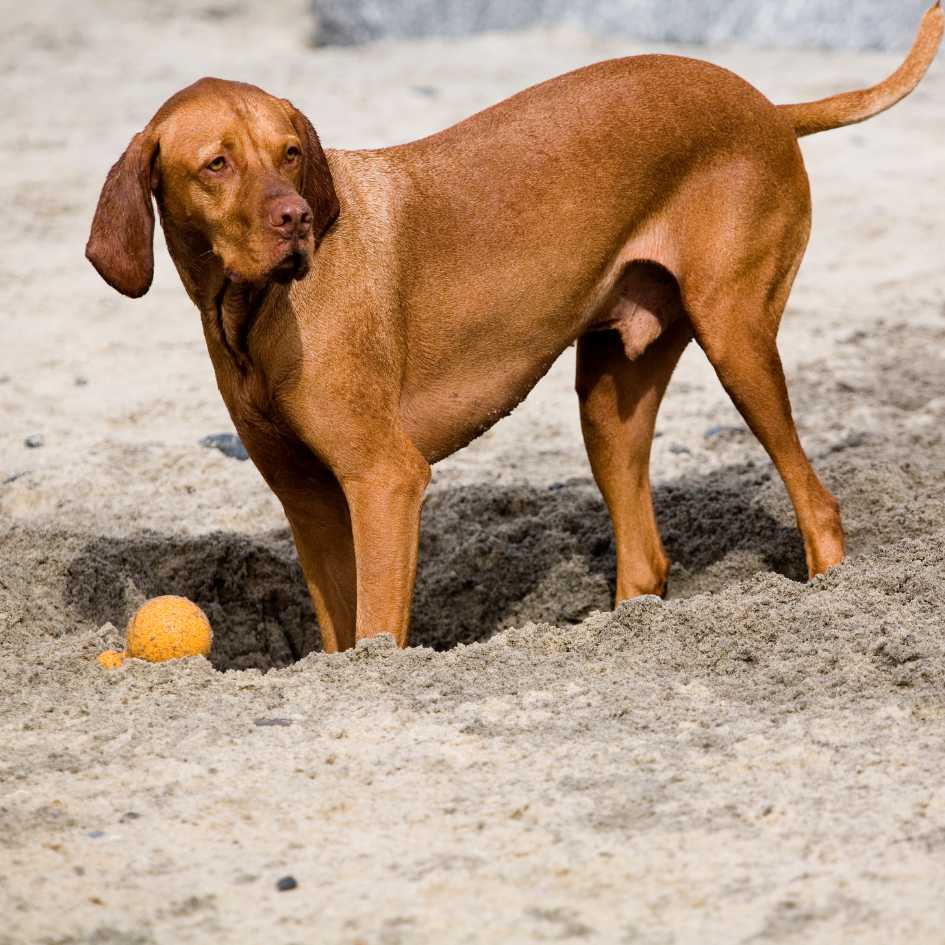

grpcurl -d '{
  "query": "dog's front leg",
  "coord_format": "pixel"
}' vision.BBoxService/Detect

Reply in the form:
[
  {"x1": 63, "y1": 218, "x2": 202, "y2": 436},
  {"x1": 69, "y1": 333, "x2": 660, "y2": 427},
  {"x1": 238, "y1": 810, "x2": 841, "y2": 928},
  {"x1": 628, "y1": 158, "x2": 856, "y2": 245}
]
[
  {"x1": 283, "y1": 487, "x2": 358, "y2": 655},
  {"x1": 279, "y1": 365, "x2": 430, "y2": 647},
  {"x1": 338, "y1": 443, "x2": 431, "y2": 648}
]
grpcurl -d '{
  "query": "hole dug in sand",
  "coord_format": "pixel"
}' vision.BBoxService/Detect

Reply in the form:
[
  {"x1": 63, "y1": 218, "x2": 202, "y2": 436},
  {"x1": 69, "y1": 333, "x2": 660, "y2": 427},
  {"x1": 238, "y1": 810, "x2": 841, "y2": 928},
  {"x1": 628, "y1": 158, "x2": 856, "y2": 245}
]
[
  {"x1": 67, "y1": 530, "x2": 311, "y2": 672},
  {"x1": 64, "y1": 473, "x2": 805, "y2": 672}
]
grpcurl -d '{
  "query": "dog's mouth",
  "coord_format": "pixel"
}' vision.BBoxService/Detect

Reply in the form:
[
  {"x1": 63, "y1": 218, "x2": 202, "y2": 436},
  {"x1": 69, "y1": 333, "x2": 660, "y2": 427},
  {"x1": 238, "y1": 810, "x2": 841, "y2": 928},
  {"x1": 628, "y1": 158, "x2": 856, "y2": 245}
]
[
  {"x1": 269, "y1": 249, "x2": 310, "y2": 284},
  {"x1": 223, "y1": 247, "x2": 311, "y2": 287}
]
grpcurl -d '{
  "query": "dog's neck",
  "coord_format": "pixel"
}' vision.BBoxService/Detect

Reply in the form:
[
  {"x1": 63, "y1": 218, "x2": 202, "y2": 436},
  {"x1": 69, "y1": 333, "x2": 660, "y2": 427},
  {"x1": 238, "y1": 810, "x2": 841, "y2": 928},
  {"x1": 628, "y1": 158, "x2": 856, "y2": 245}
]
[
  {"x1": 206, "y1": 280, "x2": 272, "y2": 373},
  {"x1": 162, "y1": 224, "x2": 285, "y2": 374}
]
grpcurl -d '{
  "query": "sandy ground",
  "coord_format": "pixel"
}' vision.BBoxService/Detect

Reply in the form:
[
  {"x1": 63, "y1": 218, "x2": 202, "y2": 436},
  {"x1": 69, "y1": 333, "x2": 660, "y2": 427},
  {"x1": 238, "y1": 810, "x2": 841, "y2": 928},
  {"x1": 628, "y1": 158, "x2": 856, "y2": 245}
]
[{"x1": 2, "y1": 2, "x2": 945, "y2": 943}]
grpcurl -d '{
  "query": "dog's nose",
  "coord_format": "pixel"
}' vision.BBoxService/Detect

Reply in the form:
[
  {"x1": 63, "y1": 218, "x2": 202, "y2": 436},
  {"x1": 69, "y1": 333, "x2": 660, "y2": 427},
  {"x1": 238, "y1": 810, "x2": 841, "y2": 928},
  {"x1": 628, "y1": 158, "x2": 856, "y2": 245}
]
[{"x1": 268, "y1": 197, "x2": 312, "y2": 237}]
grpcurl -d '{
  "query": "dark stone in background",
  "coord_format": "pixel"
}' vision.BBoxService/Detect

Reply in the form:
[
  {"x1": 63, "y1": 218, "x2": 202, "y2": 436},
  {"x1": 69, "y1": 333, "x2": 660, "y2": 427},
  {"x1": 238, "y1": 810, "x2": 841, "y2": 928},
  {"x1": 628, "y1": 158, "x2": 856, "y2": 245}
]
[
  {"x1": 311, "y1": 0, "x2": 932, "y2": 50},
  {"x1": 199, "y1": 433, "x2": 249, "y2": 462}
]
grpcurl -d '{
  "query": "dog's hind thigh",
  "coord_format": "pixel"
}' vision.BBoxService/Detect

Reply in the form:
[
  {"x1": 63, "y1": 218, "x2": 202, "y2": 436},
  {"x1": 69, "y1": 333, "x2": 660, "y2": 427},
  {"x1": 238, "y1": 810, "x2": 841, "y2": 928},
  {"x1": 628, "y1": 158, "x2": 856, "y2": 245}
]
[{"x1": 576, "y1": 319, "x2": 692, "y2": 602}]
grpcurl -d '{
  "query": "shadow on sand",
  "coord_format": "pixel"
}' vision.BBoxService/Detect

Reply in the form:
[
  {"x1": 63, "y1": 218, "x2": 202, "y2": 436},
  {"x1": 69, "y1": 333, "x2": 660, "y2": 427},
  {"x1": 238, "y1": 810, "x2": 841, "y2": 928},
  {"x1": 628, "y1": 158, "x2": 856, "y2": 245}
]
[{"x1": 65, "y1": 466, "x2": 804, "y2": 670}]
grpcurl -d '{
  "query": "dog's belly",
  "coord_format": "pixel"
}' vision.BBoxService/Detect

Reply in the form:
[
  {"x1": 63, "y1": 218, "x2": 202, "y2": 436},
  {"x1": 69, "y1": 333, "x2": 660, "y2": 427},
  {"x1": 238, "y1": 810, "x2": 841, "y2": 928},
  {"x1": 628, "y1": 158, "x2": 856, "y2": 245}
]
[
  {"x1": 401, "y1": 337, "x2": 567, "y2": 463},
  {"x1": 399, "y1": 254, "x2": 684, "y2": 464}
]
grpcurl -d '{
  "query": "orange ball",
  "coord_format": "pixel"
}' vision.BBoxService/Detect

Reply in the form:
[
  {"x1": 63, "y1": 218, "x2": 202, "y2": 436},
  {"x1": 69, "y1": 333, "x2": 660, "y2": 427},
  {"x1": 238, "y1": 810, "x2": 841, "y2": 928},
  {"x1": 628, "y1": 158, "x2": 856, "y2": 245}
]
[{"x1": 126, "y1": 596, "x2": 213, "y2": 663}]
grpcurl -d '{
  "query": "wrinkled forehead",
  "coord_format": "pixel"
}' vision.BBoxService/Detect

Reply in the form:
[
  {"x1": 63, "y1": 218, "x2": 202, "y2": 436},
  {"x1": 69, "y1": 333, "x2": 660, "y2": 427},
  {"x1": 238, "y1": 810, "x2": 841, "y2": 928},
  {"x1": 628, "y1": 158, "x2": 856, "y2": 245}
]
[{"x1": 155, "y1": 82, "x2": 295, "y2": 163}]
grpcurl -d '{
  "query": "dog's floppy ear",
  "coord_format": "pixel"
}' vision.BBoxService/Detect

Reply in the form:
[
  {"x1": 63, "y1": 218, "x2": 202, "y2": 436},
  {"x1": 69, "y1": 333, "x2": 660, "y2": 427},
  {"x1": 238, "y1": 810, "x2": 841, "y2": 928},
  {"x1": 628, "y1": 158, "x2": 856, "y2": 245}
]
[
  {"x1": 86, "y1": 131, "x2": 157, "y2": 298},
  {"x1": 284, "y1": 100, "x2": 340, "y2": 241}
]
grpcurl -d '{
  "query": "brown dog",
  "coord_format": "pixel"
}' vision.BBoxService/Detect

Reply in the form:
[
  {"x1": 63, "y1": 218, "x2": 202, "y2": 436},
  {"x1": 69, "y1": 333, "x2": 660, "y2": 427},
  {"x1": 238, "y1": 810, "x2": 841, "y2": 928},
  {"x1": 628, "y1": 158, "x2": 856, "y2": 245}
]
[{"x1": 87, "y1": 5, "x2": 943, "y2": 652}]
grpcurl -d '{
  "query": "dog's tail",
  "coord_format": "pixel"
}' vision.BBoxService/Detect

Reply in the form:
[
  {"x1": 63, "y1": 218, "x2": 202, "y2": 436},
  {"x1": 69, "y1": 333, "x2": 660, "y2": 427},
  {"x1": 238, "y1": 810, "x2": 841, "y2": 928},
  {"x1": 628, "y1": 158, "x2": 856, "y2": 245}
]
[{"x1": 779, "y1": 1, "x2": 943, "y2": 137}]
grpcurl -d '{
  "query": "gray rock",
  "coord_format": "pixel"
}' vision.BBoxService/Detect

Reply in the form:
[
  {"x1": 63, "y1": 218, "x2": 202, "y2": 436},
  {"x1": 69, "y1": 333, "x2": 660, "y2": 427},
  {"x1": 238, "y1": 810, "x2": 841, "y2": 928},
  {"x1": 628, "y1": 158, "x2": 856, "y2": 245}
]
[
  {"x1": 311, "y1": 0, "x2": 932, "y2": 50},
  {"x1": 24, "y1": 434, "x2": 44, "y2": 449},
  {"x1": 705, "y1": 424, "x2": 746, "y2": 439},
  {"x1": 199, "y1": 433, "x2": 249, "y2": 461}
]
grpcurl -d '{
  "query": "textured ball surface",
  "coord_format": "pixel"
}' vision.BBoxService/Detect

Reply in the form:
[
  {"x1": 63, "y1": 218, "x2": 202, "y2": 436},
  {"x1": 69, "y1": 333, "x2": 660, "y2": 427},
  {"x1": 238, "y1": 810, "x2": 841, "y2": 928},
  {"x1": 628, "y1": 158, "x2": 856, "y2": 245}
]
[{"x1": 126, "y1": 596, "x2": 212, "y2": 662}]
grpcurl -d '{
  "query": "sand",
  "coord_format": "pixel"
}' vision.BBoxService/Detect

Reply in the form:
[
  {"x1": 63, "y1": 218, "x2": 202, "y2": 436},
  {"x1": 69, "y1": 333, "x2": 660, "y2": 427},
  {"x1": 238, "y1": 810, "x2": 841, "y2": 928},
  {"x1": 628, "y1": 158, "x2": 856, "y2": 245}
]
[{"x1": 2, "y1": 2, "x2": 945, "y2": 943}]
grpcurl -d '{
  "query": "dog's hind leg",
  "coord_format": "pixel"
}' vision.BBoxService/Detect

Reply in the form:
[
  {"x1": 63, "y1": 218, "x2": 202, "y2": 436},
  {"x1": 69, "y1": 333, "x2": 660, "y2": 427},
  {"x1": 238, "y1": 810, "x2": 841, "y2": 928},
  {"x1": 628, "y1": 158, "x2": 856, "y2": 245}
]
[
  {"x1": 685, "y1": 270, "x2": 845, "y2": 579},
  {"x1": 576, "y1": 318, "x2": 692, "y2": 603}
]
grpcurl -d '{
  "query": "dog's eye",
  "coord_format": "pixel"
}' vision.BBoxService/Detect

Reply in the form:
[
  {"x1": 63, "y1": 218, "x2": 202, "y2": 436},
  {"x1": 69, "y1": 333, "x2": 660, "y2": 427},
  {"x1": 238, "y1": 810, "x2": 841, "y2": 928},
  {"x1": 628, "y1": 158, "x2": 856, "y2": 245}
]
[
  {"x1": 285, "y1": 146, "x2": 301, "y2": 164},
  {"x1": 207, "y1": 156, "x2": 227, "y2": 172}
]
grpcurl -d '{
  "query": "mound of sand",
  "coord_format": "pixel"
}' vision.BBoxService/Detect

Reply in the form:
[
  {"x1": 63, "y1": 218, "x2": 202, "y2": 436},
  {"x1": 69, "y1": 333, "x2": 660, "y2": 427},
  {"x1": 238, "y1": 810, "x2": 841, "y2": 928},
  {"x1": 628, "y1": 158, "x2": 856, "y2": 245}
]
[{"x1": 3, "y1": 318, "x2": 945, "y2": 942}]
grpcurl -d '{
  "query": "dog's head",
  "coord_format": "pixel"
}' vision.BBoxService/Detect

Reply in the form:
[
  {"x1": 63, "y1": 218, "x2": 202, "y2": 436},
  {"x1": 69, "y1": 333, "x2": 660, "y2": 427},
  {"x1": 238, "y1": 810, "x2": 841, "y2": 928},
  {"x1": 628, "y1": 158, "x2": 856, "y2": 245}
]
[{"x1": 86, "y1": 78, "x2": 338, "y2": 297}]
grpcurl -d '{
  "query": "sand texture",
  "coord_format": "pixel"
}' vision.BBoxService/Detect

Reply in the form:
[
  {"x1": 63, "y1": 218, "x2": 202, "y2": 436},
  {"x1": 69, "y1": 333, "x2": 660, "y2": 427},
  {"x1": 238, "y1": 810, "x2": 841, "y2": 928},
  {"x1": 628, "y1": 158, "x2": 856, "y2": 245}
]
[{"x1": 1, "y1": 2, "x2": 945, "y2": 943}]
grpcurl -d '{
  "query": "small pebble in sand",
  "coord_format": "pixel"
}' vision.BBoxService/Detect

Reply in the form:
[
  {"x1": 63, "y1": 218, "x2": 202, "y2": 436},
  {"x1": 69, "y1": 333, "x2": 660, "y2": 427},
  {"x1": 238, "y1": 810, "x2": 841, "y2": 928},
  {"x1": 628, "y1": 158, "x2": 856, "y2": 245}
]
[
  {"x1": 97, "y1": 649, "x2": 126, "y2": 670},
  {"x1": 276, "y1": 876, "x2": 298, "y2": 892},
  {"x1": 704, "y1": 424, "x2": 745, "y2": 439},
  {"x1": 199, "y1": 432, "x2": 249, "y2": 461},
  {"x1": 24, "y1": 434, "x2": 44, "y2": 448}
]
